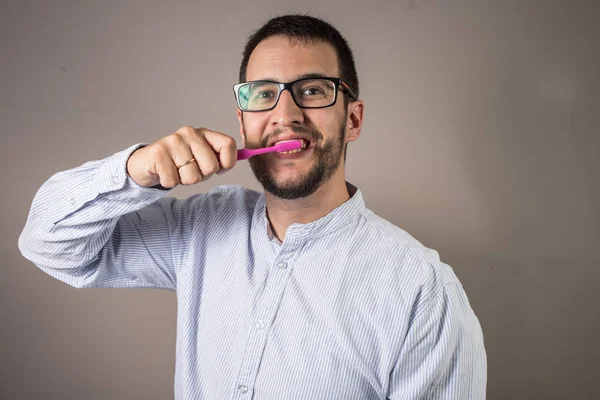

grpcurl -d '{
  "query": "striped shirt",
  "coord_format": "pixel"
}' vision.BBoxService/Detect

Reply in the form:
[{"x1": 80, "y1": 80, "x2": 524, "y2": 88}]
[{"x1": 19, "y1": 143, "x2": 487, "y2": 399}]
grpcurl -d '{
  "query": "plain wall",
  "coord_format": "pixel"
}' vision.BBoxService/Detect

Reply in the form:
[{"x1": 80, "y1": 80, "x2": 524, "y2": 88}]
[{"x1": 1, "y1": 0, "x2": 598, "y2": 398}]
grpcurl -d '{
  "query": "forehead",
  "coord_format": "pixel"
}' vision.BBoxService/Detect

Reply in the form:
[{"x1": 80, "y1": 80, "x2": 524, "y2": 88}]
[{"x1": 246, "y1": 35, "x2": 339, "y2": 82}]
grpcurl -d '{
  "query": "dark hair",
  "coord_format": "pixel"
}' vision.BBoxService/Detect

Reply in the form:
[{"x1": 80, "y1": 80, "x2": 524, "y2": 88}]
[{"x1": 239, "y1": 14, "x2": 359, "y2": 104}]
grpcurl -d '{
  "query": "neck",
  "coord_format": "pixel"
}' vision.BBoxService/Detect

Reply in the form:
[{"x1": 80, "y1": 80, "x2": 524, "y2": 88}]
[{"x1": 265, "y1": 169, "x2": 350, "y2": 242}]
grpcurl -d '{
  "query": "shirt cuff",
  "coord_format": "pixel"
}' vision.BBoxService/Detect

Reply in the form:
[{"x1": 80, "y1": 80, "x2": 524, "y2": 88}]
[{"x1": 96, "y1": 143, "x2": 174, "y2": 195}]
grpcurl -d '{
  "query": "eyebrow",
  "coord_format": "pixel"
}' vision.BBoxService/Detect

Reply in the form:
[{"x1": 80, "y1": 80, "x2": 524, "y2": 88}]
[{"x1": 253, "y1": 72, "x2": 328, "y2": 82}]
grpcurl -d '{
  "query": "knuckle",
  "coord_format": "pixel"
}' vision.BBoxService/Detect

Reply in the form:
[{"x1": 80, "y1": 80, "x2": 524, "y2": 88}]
[
  {"x1": 223, "y1": 156, "x2": 237, "y2": 169},
  {"x1": 178, "y1": 125, "x2": 195, "y2": 135},
  {"x1": 148, "y1": 143, "x2": 168, "y2": 160},
  {"x1": 161, "y1": 177, "x2": 178, "y2": 189},
  {"x1": 224, "y1": 136, "x2": 236, "y2": 147},
  {"x1": 185, "y1": 174, "x2": 202, "y2": 185},
  {"x1": 168, "y1": 132, "x2": 186, "y2": 145},
  {"x1": 203, "y1": 161, "x2": 220, "y2": 176},
  {"x1": 172, "y1": 127, "x2": 191, "y2": 142},
  {"x1": 182, "y1": 126, "x2": 205, "y2": 139},
  {"x1": 221, "y1": 162, "x2": 234, "y2": 171}
]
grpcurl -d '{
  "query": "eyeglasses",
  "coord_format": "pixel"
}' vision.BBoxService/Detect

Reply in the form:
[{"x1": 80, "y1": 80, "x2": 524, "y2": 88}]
[{"x1": 233, "y1": 77, "x2": 357, "y2": 112}]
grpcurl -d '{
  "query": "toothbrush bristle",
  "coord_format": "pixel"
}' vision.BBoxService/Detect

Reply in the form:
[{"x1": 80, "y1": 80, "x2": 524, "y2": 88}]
[{"x1": 274, "y1": 140, "x2": 303, "y2": 151}]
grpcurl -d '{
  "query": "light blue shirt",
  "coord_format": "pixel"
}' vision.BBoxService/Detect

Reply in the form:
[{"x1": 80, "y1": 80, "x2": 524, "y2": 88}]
[{"x1": 19, "y1": 143, "x2": 487, "y2": 399}]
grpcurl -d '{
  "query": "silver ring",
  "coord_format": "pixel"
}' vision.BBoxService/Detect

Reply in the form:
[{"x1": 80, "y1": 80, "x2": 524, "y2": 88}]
[{"x1": 177, "y1": 158, "x2": 196, "y2": 169}]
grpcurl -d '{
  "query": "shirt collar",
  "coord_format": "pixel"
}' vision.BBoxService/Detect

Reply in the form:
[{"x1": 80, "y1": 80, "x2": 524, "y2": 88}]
[{"x1": 255, "y1": 182, "x2": 365, "y2": 243}]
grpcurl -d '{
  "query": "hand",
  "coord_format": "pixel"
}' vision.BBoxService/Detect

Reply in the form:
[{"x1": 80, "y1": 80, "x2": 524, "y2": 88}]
[{"x1": 126, "y1": 126, "x2": 238, "y2": 188}]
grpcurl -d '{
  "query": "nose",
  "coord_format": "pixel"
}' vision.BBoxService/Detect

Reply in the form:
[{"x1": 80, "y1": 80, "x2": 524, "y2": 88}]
[{"x1": 270, "y1": 89, "x2": 304, "y2": 127}]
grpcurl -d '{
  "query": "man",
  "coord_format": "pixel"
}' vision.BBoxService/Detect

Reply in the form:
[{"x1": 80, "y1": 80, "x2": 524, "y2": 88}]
[{"x1": 19, "y1": 14, "x2": 486, "y2": 399}]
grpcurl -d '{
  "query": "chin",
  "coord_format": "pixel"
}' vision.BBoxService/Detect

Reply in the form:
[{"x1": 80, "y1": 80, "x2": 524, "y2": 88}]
[
  {"x1": 270, "y1": 156, "x2": 313, "y2": 174},
  {"x1": 271, "y1": 169, "x2": 310, "y2": 188}
]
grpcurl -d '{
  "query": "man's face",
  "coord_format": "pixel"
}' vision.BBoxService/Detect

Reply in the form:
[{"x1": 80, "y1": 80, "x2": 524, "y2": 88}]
[{"x1": 238, "y1": 36, "x2": 351, "y2": 199}]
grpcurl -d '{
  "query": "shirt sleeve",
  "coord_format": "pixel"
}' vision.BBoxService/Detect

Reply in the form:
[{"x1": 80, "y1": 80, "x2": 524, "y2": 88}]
[
  {"x1": 387, "y1": 282, "x2": 487, "y2": 399},
  {"x1": 18, "y1": 143, "x2": 193, "y2": 291}
]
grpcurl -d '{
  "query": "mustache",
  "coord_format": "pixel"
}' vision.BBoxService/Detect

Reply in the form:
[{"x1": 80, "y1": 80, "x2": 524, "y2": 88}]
[{"x1": 261, "y1": 126, "x2": 322, "y2": 147}]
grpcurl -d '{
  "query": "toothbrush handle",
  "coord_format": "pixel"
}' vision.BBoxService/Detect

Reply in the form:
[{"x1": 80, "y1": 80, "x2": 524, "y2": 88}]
[
  {"x1": 238, "y1": 147, "x2": 280, "y2": 160},
  {"x1": 215, "y1": 148, "x2": 264, "y2": 174},
  {"x1": 237, "y1": 148, "x2": 257, "y2": 161}
]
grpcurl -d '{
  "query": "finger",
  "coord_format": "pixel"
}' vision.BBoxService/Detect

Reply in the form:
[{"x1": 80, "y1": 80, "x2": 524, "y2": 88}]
[
  {"x1": 177, "y1": 158, "x2": 203, "y2": 185},
  {"x1": 203, "y1": 129, "x2": 238, "y2": 172},
  {"x1": 164, "y1": 133, "x2": 202, "y2": 185},
  {"x1": 154, "y1": 147, "x2": 181, "y2": 188},
  {"x1": 181, "y1": 136, "x2": 216, "y2": 181}
]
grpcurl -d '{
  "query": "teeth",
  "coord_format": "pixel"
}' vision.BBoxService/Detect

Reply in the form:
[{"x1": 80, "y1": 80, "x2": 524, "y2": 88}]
[{"x1": 280, "y1": 148, "x2": 303, "y2": 154}]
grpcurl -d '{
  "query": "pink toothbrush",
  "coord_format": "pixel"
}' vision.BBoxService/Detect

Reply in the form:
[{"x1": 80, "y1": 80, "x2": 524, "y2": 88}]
[{"x1": 236, "y1": 139, "x2": 303, "y2": 160}]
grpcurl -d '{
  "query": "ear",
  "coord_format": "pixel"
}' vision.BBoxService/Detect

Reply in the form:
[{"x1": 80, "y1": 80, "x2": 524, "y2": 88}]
[
  {"x1": 237, "y1": 109, "x2": 246, "y2": 147},
  {"x1": 345, "y1": 100, "x2": 364, "y2": 144}
]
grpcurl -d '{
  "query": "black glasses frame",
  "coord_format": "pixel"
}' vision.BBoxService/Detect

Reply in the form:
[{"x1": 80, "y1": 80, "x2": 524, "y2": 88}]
[{"x1": 233, "y1": 77, "x2": 357, "y2": 112}]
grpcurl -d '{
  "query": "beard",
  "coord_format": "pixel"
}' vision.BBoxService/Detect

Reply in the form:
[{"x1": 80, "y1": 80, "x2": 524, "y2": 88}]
[{"x1": 245, "y1": 118, "x2": 346, "y2": 200}]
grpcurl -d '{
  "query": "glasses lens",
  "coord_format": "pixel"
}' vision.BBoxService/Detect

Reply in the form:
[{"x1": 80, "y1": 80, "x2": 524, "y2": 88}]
[
  {"x1": 293, "y1": 79, "x2": 336, "y2": 108},
  {"x1": 237, "y1": 82, "x2": 279, "y2": 111}
]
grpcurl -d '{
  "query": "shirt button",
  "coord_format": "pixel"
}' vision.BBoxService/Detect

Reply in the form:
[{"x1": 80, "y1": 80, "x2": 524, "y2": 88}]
[
  {"x1": 70, "y1": 197, "x2": 76, "y2": 205},
  {"x1": 255, "y1": 320, "x2": 265, "y2": 330},
  {"x1": 238, "y1": 385, "x2": 248, "y2": 394},
  {"x1": 277, "y1": 261, "x2": 287, "y2": 270},
  {"x1": 112, "y1": 175, "x2": 119, "y2": 184}
]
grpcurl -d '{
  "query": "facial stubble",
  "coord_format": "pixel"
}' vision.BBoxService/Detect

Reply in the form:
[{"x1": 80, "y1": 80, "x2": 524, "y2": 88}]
[{"x1": 245, "y1": 117, "x2": 347, "y2": 199}]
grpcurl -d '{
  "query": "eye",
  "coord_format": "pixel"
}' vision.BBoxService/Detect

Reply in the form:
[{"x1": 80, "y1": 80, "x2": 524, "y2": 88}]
[
  {"x1": 254, "y1": 90, "x2": 275, "y2": 99},
  {"x1": 301, "y1": 87, "x2": 325, "y2": 96}
]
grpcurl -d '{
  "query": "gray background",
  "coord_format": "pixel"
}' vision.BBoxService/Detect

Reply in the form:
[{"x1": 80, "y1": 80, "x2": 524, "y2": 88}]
[{"x1": 2, "y1": 0, "x2": 598, "y2": 399}]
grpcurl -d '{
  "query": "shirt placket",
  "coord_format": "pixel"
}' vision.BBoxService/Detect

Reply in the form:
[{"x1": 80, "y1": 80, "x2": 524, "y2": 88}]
[{"x1": 232, "y1": 236, "x2": 303, "y2": 399}]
